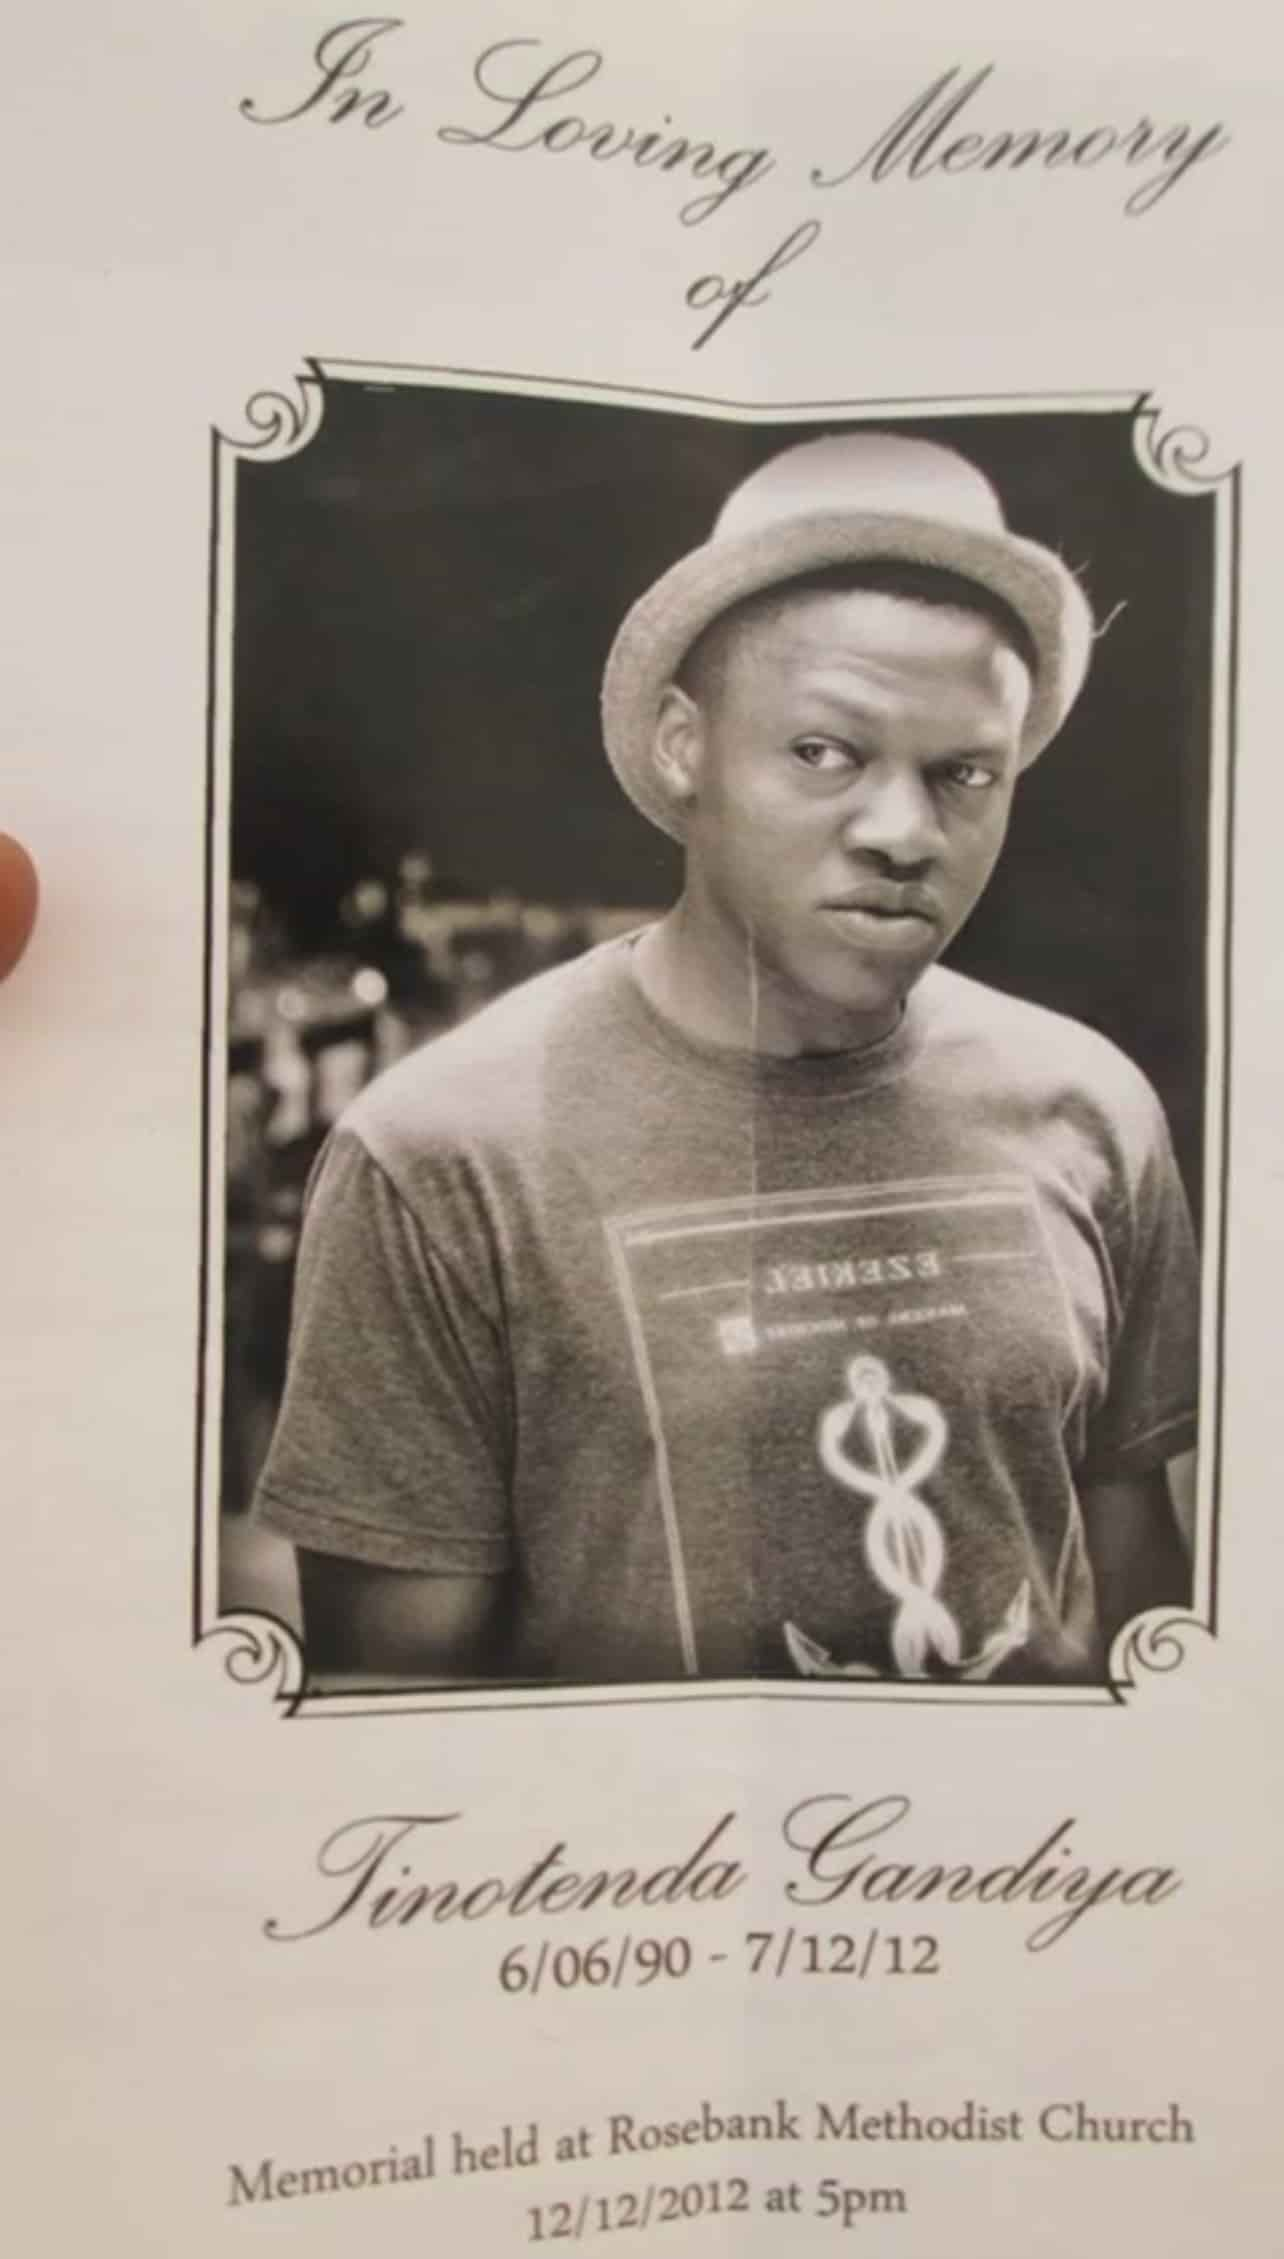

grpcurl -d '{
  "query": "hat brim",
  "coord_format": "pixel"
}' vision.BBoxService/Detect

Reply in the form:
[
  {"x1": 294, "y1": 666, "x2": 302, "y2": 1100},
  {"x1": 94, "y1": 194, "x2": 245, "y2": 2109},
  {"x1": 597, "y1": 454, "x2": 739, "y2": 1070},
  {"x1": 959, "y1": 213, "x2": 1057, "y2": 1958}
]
[{"x1": 601, "y1": 511, "x2": 1094, "y2": 840}]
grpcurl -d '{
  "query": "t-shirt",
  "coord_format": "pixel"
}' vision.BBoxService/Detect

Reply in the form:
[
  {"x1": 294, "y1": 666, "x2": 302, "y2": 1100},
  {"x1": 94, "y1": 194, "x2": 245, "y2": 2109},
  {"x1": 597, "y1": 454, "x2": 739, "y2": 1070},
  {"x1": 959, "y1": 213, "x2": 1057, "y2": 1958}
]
[{"x1": 254, "y1": 938, "x2": 1198, "y2": 1684}]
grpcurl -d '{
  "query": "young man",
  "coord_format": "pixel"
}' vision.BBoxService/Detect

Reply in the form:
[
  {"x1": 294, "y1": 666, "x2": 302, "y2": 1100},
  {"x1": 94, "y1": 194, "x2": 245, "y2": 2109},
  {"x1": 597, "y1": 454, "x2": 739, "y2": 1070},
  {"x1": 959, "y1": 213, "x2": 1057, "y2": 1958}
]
[{"x1": 254, "y1": 431, "x2": 1198, "y2": 1685}]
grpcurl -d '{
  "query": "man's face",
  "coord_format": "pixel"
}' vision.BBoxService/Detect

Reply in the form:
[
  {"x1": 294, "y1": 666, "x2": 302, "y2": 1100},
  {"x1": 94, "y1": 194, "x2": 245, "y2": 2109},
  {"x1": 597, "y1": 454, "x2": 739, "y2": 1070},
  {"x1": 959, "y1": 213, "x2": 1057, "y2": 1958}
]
[{"x1": 660, "y1": 586, "x2": 1032, "y2": 1053}]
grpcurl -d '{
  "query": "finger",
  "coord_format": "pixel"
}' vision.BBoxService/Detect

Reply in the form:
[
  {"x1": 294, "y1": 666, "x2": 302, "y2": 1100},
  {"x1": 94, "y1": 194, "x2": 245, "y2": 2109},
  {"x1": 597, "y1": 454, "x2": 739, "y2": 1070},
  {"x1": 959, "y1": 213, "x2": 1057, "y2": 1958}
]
[{"x1": 0, "y1": 834, "x2": 39, "y2": 982}]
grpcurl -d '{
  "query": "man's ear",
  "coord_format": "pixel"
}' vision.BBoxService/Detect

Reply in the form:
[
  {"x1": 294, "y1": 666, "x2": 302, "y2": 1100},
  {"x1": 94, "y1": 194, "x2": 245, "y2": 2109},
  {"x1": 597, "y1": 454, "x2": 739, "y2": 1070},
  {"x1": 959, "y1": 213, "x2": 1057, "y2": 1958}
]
[{"x1": 651, "y1": 684, "x2": 705, "y2": 818}]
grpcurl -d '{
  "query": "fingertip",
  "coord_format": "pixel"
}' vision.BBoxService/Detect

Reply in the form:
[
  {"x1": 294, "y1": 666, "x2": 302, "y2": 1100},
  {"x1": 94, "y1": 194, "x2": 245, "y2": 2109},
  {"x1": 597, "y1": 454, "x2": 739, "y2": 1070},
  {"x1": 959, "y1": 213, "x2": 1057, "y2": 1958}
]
[{"x1": 0, "y1": 833, "x2": 39, "y2": 982}]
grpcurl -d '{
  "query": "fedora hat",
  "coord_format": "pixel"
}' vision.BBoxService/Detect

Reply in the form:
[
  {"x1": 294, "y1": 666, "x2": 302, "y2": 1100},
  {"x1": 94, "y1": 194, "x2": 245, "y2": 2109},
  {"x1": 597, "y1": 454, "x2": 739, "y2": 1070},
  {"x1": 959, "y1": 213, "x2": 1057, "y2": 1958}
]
[{"x1": 601, "y1": 431, "x2": 1095, "y2": 840}]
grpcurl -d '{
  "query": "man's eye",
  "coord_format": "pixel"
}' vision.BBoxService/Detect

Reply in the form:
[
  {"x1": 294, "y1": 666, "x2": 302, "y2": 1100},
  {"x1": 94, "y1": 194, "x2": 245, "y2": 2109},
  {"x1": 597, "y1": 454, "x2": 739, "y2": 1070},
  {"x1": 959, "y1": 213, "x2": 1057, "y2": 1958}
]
[
  {"x1": 942, "y1": 759, "x2": 997, "y2": 791},
  {"x1": 792, "y1": 738, "x2": 856, "y2": 773}
]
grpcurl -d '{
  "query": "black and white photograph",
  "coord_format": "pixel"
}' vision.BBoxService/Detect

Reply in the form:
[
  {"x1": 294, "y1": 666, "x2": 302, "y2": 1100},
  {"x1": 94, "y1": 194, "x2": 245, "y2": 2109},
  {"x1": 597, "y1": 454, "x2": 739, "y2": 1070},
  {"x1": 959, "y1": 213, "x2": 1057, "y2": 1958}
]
[{"x1": 210, "y1": 373, "x2": 1225, "y2": 1696}]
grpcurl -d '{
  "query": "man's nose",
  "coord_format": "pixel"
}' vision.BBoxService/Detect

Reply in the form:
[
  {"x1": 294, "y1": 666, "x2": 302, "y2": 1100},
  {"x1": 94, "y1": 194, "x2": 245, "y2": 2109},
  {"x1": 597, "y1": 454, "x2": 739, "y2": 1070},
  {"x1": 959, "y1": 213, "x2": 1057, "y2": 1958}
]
[{"x1": 840, "y1": 768, "x2": 942, "y2": 870}]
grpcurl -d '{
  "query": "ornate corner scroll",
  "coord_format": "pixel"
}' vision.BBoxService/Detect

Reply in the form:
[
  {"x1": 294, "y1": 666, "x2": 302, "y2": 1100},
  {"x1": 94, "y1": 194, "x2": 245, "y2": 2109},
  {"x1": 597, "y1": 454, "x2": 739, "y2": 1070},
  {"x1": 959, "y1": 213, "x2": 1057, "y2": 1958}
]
[
  {"x1": 216, "y1": 363, "x2": 327, "y2": 463},
  {"x1": 1109, "y1": 1607, "x2": 1213, "y2": 1695},
  {"x1": 199, "y1": 1611, "x2": 306, "y2": 1706},
  {"x1": 1132, "y1": 400, "x2": 1238, "y2": 496}
]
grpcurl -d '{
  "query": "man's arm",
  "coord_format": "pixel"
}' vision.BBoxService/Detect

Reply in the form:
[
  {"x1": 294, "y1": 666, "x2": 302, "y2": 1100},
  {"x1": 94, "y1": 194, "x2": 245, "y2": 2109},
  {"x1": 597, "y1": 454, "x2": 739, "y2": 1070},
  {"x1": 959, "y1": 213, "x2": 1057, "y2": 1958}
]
[
  {"x1": 1078, "y1": 1460, "x2": 1192, "y2": 1657},
  {"x1": 253, "y1": 1132, "x2": 516, "y2": 1674},
  {"x1": 298, "y1": 1550, "x2": 508, "y2": 1677}
]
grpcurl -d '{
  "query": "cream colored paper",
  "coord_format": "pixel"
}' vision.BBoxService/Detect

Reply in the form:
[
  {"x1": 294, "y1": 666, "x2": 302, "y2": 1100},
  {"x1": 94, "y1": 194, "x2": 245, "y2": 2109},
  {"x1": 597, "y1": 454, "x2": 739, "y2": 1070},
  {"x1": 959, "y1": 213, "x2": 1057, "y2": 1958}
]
[{"x1": 5, "y1": 3, "x2": 1281, "y2": 2252}]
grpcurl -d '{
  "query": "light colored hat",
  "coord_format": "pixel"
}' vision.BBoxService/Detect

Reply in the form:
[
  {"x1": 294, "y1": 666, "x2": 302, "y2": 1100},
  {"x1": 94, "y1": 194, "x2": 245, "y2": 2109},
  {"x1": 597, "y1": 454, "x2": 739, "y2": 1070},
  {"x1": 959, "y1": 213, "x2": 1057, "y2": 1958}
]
[{"x1": 601, "y1": 431, "x2": 1095, "y2": 839}]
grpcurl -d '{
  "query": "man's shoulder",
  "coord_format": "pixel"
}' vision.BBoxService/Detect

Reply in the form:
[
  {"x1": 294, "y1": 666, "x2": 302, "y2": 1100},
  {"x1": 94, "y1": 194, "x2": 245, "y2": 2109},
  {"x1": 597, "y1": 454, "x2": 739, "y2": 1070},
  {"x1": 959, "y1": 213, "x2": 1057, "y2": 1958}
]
[
  {"x1": 342, "y1": 937, "x2": 631, "y2": 1169},
  {"x1": 918, "y1": 964, "x2": 1162, "y2": 1120}
]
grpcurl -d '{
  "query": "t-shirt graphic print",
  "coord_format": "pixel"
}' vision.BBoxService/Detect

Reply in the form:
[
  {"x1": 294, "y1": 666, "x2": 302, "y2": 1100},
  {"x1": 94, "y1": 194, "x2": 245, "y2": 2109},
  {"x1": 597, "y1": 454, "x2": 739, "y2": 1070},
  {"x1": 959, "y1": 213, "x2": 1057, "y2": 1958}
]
[{"x1": 607, "y1": 1174, "x2": 1095, "y2": 1683}]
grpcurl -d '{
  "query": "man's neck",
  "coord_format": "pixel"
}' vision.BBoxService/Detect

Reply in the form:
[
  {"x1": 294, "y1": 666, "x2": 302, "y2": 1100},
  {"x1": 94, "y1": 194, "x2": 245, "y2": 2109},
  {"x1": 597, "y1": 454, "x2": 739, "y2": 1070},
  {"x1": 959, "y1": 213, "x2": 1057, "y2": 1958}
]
[{"x1": 631, "y1": 906, "x2": 904, "y2": 1060}]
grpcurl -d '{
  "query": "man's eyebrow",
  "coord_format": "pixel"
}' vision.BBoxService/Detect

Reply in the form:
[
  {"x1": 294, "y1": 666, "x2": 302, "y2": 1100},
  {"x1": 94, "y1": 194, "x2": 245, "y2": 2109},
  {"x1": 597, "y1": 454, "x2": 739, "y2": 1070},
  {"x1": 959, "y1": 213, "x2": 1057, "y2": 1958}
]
[
  {"x1": 791, "y1": 687, "x2": 1018, "y2": 755},
  {"x1": 789, "y1": 684, "x2": 897, "y2": 728}
]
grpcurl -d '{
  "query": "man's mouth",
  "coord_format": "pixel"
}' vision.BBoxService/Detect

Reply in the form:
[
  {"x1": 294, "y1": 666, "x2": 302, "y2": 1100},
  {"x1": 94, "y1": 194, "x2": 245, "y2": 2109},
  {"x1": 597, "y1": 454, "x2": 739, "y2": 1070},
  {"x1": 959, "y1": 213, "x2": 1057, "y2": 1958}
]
[
  {"x1": 818, "y1": 889, "x2": 940, "y2": 957},
  {"x1": 822, "y1": 888, "x2": 935, "y2": 924}
]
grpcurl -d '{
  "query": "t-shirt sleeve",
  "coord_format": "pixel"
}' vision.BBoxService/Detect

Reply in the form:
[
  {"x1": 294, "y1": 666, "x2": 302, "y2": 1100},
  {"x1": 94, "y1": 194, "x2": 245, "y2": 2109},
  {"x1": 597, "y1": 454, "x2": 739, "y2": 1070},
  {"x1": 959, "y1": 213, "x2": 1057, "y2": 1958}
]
[
  {"x1": 253, "y1": 1128, "x2": 513, "y2": 1574},
  {"x1": 1078, "y1": 1088, "x2": 1200, "y2": 1481}
]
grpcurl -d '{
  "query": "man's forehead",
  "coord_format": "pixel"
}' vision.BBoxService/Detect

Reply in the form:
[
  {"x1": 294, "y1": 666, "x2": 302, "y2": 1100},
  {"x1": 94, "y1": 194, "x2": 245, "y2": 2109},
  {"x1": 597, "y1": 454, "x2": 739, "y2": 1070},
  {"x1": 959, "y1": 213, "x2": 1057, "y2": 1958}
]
[{"x1": 687, "y1": 580, "x2": 1035, "y2": 709}]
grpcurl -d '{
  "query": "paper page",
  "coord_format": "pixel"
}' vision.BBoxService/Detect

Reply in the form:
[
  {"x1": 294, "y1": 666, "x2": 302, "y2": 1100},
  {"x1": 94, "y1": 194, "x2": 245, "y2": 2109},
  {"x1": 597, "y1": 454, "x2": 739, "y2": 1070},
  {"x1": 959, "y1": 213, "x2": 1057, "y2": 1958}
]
[{"x1": 5, "y1": 4, "x2": 1279, "y2": 2252}]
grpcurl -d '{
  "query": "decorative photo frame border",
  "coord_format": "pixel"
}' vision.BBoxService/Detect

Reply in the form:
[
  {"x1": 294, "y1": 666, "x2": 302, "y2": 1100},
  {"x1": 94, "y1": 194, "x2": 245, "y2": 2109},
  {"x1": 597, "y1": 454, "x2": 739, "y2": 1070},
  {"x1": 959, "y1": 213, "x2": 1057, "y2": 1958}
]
[{"x1": 194, "y1": 363, "x2": 1236, "y2": 1717}]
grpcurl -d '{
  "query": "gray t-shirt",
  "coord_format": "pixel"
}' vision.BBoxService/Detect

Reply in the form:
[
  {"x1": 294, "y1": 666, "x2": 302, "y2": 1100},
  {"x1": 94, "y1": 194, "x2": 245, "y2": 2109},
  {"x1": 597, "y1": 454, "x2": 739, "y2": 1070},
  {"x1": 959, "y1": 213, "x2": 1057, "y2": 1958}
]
[{"x1": 255, "y1": 940, "x2": 1198, "y2": 1683}]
